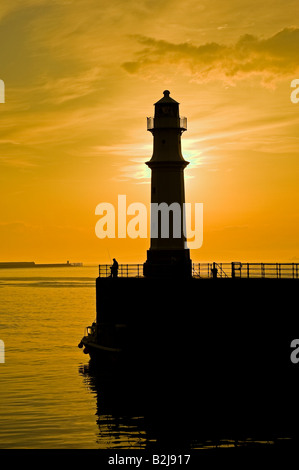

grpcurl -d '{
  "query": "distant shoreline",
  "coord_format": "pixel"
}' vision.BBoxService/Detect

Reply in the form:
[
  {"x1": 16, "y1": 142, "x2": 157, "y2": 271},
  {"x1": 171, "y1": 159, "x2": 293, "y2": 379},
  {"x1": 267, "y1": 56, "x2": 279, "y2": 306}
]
[{"x1": 0, "y1": 261, "x2": 83, "y2": 269}]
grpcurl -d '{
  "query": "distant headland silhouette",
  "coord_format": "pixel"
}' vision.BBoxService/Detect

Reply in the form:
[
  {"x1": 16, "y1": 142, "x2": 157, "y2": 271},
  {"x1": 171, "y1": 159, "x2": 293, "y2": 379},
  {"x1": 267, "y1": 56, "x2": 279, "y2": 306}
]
[{"x1": 0, "y1": 261, "x2": 83, "y2": 269}]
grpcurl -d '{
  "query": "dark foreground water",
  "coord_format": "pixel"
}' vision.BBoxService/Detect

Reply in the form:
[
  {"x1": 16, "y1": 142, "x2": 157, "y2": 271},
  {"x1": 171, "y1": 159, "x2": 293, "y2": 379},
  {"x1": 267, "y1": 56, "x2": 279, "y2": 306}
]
[{"x1": 0, "y1": 267, "x2": 295, "y2": 450}]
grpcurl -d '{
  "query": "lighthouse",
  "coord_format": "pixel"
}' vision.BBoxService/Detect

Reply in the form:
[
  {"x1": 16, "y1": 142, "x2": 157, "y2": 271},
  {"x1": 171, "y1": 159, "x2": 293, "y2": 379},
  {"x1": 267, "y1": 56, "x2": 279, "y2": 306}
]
[{"x1": 143, "y1": 90, "x2": 192, "y2": 278}]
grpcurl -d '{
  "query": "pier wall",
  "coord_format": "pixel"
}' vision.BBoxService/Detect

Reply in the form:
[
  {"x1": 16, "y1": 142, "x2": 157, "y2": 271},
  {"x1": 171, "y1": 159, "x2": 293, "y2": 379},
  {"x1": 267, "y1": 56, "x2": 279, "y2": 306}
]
[{"x1": 95, "y1": 277, "x2": 299, "y2": 437}]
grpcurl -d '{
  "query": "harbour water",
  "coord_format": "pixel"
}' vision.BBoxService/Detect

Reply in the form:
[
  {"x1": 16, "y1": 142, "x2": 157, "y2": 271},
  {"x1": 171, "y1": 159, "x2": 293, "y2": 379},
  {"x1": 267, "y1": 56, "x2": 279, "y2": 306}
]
[
  {"x1": 0, "y1": 267, "x2": 100, "y2": 448},
  {"x1": 0, "y1": 267, "x2": 295, "y2": 450}
]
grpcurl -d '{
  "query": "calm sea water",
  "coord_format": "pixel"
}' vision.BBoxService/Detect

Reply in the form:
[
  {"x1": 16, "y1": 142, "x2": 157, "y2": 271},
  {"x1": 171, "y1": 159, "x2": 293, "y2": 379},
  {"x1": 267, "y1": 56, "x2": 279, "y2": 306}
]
[
  {"x1": 0, "y1": 267, "x2": 291, "y2": 450},
  {"x1": 0, "y1": 267, "x2": 109, "y2": 449}
]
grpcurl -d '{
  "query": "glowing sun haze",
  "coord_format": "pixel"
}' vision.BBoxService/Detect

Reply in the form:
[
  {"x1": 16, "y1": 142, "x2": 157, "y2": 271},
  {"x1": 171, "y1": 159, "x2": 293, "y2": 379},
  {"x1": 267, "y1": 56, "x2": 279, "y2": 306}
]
[{"x1": 1, "y1": 0, "x2": 299, "y2": 264}]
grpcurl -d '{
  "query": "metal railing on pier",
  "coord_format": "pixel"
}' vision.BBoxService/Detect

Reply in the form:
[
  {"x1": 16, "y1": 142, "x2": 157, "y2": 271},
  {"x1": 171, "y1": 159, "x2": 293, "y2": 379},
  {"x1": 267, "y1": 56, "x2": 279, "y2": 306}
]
[
  {"x1": 192, "y1": 262, "x2": 299, "y2": 279},
  {"x1": 99, "y1": 264, "x2": 143, "y2": 278},
  {"x1": 99, "y1": 262, "x2": 299, "y2": 279},
  {"x1": 192, "y1": 263, "x2": 231, "y2": 278}
]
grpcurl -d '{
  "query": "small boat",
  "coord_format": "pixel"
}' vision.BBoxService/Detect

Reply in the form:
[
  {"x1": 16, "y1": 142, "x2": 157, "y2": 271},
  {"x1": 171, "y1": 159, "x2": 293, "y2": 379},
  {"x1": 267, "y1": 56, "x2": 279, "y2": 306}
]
[{"x1": 78, "y1": 322, "x2": 123, "y2": 364}]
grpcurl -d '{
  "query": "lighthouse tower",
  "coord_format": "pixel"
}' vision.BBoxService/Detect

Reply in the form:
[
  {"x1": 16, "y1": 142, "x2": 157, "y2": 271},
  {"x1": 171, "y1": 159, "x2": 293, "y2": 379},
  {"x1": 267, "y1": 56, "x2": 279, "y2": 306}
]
[{"x1": 143, "y1": 90, "x2": 192, "y2": 278}]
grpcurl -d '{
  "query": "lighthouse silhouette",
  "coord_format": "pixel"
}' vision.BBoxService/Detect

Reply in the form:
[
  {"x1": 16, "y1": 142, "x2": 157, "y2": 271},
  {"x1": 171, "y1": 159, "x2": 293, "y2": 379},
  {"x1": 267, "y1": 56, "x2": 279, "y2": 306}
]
[{"x1": 143, "y1": 90, "x2": 192, "y2": 278}]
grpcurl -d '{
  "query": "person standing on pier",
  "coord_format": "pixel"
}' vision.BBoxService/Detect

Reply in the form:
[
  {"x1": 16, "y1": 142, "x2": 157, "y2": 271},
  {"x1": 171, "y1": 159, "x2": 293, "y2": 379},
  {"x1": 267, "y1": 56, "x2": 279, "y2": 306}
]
[{"x1": 110, "y1": 258, "x2": 119, "y2": 278}]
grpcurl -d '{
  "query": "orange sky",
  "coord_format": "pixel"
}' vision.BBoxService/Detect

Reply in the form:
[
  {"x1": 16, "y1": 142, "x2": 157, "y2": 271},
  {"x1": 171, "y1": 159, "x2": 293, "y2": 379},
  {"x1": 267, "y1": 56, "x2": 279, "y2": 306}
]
[{"x1": 1, "y1": 0, "x2": 299, "y2": 264}]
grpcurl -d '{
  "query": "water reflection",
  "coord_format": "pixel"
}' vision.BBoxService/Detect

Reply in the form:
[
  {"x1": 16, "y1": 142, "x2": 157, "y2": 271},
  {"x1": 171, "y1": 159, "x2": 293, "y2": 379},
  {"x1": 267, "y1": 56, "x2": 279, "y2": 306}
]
[
  {"x1": 79, "y1": 362, "x2": 147, "y2": 449},
  {"x1": 78, "y1": 360, "x2": 296, "y2": 451},
  {"x1": 79, "y1": 360, "x2": 195, "y2": 450}
]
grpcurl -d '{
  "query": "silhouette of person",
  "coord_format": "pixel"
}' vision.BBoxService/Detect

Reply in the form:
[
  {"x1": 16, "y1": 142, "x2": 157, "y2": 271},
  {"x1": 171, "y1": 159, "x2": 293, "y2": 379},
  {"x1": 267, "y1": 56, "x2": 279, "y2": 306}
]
[
  {"x1": 211, "y1": 263, "x2": 218, "y2": 279},
  {"x1": 110, "y1": 258, "x2": 119, "y2": 278}
]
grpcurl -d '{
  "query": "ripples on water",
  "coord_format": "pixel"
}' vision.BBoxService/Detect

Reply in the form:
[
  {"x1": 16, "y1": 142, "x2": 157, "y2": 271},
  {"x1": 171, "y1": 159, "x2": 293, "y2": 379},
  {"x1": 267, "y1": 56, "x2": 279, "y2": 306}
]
[
  {"x1": 0, "y1": 267, "x2": 98, "y2": 449},
  {"x1": 0, "y1": 267, "x2": 294, "y2": 450}
]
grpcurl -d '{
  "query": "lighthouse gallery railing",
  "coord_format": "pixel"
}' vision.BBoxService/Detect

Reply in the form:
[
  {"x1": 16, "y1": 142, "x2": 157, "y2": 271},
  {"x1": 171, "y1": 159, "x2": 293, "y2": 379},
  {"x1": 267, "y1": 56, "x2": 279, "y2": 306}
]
[
  {"x1": 98, "y1": 263, "x2": 299, "y2": 279},
  {"x1": 147, "y1": 116, "x2": 187, "y2": 131}
]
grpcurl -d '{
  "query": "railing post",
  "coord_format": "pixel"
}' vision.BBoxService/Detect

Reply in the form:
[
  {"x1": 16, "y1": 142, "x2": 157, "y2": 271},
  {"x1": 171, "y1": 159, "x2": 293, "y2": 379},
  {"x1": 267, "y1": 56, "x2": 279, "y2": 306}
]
[
  {"x1": 231, "y1": 262, "x2": 235, "y2": 279},
  {"x1": 292, "y1": 263, "x2": 295, "y2": 279}
]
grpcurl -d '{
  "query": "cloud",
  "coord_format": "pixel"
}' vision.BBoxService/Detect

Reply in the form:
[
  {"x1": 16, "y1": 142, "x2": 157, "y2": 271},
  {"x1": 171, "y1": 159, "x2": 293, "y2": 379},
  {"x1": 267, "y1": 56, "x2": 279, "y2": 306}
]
[
  {"x1": 34, "y1": 67, "x2": 102, "y2": 105},
  {"x1": 0, "y1": 155, "x2": 38, "y2": 168},
  {"x1": 115, "y1": 160, "x2": 150, "y2": 183},
  {"x1": 122, "y1": 27, "x2": 299, "y2": 86}
]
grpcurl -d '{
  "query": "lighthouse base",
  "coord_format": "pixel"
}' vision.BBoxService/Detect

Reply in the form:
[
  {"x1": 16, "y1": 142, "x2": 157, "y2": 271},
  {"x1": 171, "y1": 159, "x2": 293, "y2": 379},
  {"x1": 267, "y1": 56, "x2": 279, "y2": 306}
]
[{"x1": 143, "y1": 248, "x2": 192, "y2": 278}]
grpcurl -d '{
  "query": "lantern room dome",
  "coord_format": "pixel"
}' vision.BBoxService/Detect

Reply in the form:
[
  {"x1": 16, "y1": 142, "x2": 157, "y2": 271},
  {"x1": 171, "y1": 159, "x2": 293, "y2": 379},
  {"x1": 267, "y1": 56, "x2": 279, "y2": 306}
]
[{"x1": 154, "y1": 90, "x2": 179, "y2": 105}]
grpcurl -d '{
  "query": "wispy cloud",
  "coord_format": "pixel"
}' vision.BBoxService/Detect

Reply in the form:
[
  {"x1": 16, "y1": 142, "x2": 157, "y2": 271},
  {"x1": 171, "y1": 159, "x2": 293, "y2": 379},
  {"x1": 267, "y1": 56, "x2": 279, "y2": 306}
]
[
  {"x1": 33, "y1": 68, "x2": 103, "y2": 105},
  {"x1": 0, "y1": 155, "x2": 38, "y2": 168},
  {"x1": 115, "y1": 158, "x2": 151, "y2": 183},
  {"x1": 123, "y1": 28, "x2": 299, "y2": 86}
]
